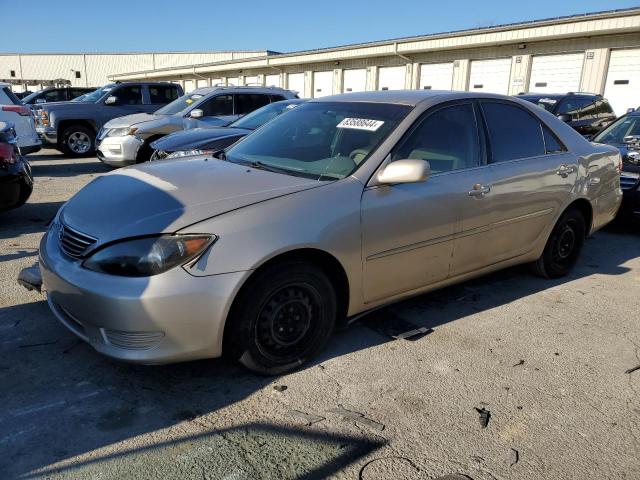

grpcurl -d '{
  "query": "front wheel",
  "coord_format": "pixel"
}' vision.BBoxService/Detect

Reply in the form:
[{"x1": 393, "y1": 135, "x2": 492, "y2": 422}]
[
  {"x1": 533, "y1": 207, "x2": 586, "y2": 278},
  {"x1": 60, "y1": 125, "x2": 95, "y2": 157},
  {"x1": 226, "y1": 261, "x2": 337, "y2": 375}
]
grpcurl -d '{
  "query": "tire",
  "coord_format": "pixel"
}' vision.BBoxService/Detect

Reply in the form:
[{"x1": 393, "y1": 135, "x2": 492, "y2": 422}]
[
  {"x1": 135, "y1": 141, "x2": 154, "y2": 164},
  {"x1": 226, "y1": 261, "x2": 337, "y2": 375},
  {"x1": 533, "y1": 207, "x2": 586, "y2": 278},
  {"x1": 60, "y1": 125, "x2": 95, "y2": 157}
]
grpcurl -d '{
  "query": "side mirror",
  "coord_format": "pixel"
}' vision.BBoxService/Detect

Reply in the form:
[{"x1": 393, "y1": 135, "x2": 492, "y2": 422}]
[
  {"x1": 557, "y1": 114, "x2": 571, "y2": 123},
  {"x1": 377, "y1": 159, "x2": 431, "y2": 185},
  {"x1": 35, "y1": 98, "x2": 46, "y2": 104},
  {"x1": 189, "y1": 109, "x2": 204, "y2": 119},
  {"x1": 626, "y1": 151, "x2": 640, "y2": 165},
  {"x1": 105, "y1": 96, "x2": 118, "y2": 105},
  {"x1": 623, "y1": 135, "x2": 640, "y2": 145},
  {"x1": 583, "y1": 134, "x2": 594, "y2": 141}
]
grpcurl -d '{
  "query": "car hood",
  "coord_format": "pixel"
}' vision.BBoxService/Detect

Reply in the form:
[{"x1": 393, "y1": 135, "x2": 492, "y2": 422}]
[
  {"x1": 151, "y1": 127, "x2": 252, "y2": 152},
  {"x1": 59, "y1": 157, "x2": 325, "y2": 245},
  {"x1": 104, "y1": 113, "x2": 164, "y2": 129}
]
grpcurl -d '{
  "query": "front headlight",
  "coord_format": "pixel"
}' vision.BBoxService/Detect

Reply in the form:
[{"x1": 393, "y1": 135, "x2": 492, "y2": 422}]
[
  {"x1": 106, "y1": 127, "x2": 138, "y2": 137},
  {"x1": 166, "y1": 149, "x2": 210, "y2": 159},
  {"x1": 82, "y1": 234, "x2": 215, "y2": 277}
]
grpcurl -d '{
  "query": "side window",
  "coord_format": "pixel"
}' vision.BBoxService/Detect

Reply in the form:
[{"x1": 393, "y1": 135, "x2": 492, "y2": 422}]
[
  {"x1": 114, "y1": 86, "x2": 143, "y2": 105},
  {"x1": 149, "y1": 85, "x2": 179, "y2": 104},
  {"x1": 542, "y1": 126, "x2": 566, "y2": 154},
  {"x1": 481, "y1": 102, "x2": 546, "y2": 162},
  {"x1": 70, "y1": 89, "x2": 88, "y2": 99},
  {"x1": 557, "y1": 97, "x2": 593, "y2": 119},
  {"x1": 270, "y1": 94, "x2": 286, "y2": 102},
  {"x1": 392, "y1": 103, "x2": 480, "y2": 173},
  {"x1": 200, "y1": 94, "x2": 233, "y2": 116},
  {"x1": 577, "y1": 99, "x2": 598, "y2": 120},
  {"x1": 42, "y1": 90, "x2": 66, "y2": 102},
  {"x1": 235, "y1": 94, "x2": 270, "y2": 115}
]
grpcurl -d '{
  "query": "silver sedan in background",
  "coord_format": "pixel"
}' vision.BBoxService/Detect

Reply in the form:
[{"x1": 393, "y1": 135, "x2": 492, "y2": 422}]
[{"x1": 40, "y1": 91, "x2": 622, "y2": 374}]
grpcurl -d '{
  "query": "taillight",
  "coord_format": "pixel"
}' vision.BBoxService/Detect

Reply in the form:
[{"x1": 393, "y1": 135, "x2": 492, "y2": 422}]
[
  {"x1": 2, "y1": 105, "x2": 31, "y2": 116},
  {"x1": 39, "y1": 110, "x2": 49, "y2": 125},
  {"x1": 0, "y1": 143, "x2": 17, "y2": 166}
]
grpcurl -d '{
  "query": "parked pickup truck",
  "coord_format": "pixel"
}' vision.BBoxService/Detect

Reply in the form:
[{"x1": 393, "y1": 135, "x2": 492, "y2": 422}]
[{"x1": 34, "y1": 82, "x2": 183, "y2": 157}]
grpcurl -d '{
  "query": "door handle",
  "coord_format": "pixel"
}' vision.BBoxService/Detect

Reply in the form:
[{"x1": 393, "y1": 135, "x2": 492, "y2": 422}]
[
  {"x1": 468, "y1": 184, "x2": 491, "y2": 197},
  {"x1": 556, "y1": 165, "x2": 576, "y2": 177}
]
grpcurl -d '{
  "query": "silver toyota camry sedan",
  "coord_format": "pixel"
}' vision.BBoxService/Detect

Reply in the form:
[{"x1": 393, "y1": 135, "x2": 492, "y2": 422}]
[{"x1": 40, "y1": 91, "x2": 622, "y2": 374}]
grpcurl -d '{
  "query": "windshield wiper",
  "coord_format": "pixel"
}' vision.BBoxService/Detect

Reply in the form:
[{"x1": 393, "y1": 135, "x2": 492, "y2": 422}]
[{"x1": 248, "y1": 160, "x2": 293, "y2": 175}]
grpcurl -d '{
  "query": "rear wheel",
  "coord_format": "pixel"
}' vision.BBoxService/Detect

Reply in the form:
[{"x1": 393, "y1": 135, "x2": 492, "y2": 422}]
[
  {"x1": 226, "y1": 261, "x2": 337, "y2": 375},
  {"x1": 533, "y1": 207, "x2": 586, "y2": 278},
  {"x1": 60, "y1": 125, "x2": 95, "y2": 157}
]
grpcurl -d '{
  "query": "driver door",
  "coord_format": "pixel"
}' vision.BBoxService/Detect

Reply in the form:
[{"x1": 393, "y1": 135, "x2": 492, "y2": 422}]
[{"x1": 361, "y1": 101, "x2": 485, "y2": 303}]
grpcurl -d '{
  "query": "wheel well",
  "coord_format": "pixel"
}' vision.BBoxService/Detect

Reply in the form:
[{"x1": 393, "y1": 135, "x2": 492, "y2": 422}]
[
  {"x1": 222, "y1": 248, "x2": 350, "y2": 355},
  {"x1": 136, "y1": 134, "x2": 164, "y2": 162},
  {"x1": 566, "y1": 198, "x2": 593, "y2": 235},
  {"x1": 57, "y1": 119, "x2": 96, "y2": 139}
]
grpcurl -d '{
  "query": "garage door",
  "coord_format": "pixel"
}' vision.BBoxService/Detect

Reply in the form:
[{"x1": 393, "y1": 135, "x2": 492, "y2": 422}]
[
  {"x1": 529, "y1": 53, "x2": 584, "y2": 94},
  {"x1": 343, "y1": 69, "x2": 367, "y2": 93},
  {"x1": 288, "y1": 73, "x2": 306, "y2": 98},
  {"x1": 378, "y1": 66, "x2": 406, "y2": 90},
  {"x1": 419, "y1": 62, "x2": 454, "y2": 90},
  {"x1": 226, "y1": 77, "x2": 239, "y2": 86},
  {"x1": 244, "y1": 75, "x2": 259, "y2": 86},
  {"x1": 313, "y1": 71, "x2": 333, "y2": 98},
  {"x1": 605, "y1": 49, "x2": 640, "y2": 116},
  {"x1": 469, "y1": 58, "x2": 512, "y2": 94},
  {"x1": 210, "y1": 78, "x2": 222, "y2": 87},
  {"x1": 265, "y1": 74, "x2": 281, "y2": 87},
  {"x1": 196, "y1": 79, "x2": 208, "y2": 88},
  {"x1": 184, "y1": 80, "x2": 195, "y2": 93}
]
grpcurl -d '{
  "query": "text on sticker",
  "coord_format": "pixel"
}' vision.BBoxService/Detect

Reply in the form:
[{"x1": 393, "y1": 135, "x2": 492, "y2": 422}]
[{"x1": 337, "y1": 118, "x2": 385, "y2": 131}]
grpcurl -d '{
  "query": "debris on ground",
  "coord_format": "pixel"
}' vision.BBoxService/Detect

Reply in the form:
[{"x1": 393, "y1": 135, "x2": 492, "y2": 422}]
[
  {"x1": 513, "y1": 359, "x2": 525, "y2": 367},
  {"x1": 363, "y1": 311, "x2": 433, "y2": 341},
  {"x1": 273, "y1": 384, "x2": 288, "y2": 392},
  {"x1": 474, "y1": 407, "x2": 491, "y2": 428},
  {"x1": 624, "y1": 365, "x2": 640, "y2": 374},
  {"x1": 288, "y1": 409, "x2": 325, "y2": 426},
  {"x1": 17, "y1": 263, "x2": 42, "y2": 293},
  {"x1": 508, "y1": 448, "x2": 519, "y2": 466},
  {"x1": 328, "y1": 405, "x2": 385, "y2": 431},
  {"x1": 435, "y1": 475, "x2": 474, "y2": 480}
]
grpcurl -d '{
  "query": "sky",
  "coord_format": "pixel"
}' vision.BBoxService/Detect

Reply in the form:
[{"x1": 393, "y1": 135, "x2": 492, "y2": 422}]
[{"x1": 1, "y1": 0, "x2": 638, "y2": 54}]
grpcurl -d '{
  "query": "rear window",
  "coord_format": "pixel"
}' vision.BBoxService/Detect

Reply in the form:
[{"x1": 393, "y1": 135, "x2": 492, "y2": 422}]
[{"x1": 2, "y1": 87, "x2": 22, "y2": 105}]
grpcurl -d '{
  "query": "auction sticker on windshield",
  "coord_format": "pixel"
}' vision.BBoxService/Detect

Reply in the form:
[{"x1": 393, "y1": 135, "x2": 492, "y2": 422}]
[{"x1": 337, "y1": 118, "x2": 384, "y2": 131}]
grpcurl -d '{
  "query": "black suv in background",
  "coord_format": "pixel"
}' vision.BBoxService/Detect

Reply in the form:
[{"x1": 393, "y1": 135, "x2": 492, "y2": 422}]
[
  {"x1": 517, "y1": 92, "x2": 616, "y2": 136},
  {"x1": 21, "y1": 87, "x2": 95, "y2": 105}
]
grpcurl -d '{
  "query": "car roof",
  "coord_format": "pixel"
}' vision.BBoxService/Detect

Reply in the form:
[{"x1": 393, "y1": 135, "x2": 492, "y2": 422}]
[
  {"x1": 311, "y1": 90, "x2": 534, "y2": 106},
  {"x1": 190, "y1": 85, "x2": 293, "y2": 95},
  {"x1": 518, "y1": 92, "x2": 601, "y2": 99}
]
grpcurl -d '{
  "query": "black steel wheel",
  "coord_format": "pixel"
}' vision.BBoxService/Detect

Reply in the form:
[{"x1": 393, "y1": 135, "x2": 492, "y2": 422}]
[
  {"x1": 227, "y1": 261, "x2": 337, "y2": 375},
  {"x1": 533, "y1": 207, "x2": 586, "y2": 278}
]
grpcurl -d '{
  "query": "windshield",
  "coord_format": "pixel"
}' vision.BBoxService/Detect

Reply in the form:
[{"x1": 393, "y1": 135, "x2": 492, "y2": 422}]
[
  {"x1": 21, "y1": 90, "x2": 43, "y2": 104},
  {"x1": 225, "y1": 101, "x2": 411, "y2": 180},
  {"x1": 71, "y1": 93, "x2": 88, "y2": 102},
  {"x1": 230, "y1": 101, "x2": 303, "y2": 130},
  {"x1": 521, "y1": 96, "x2": 559, "y2": 112},
  {"x1": 155, "y1": 92, "x2": 205, "y2": 115},
  {"x1": 81, "y1": 84, "x2": 116, "y2": 103},
  {"x1": 593, "y1": 115, "x2": 640, "y2": 145}
]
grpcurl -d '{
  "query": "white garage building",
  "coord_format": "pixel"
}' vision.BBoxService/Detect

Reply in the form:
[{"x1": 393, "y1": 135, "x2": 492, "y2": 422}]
[{"x1": 107, "y1": 8, "x2": 640, "y2": 115}]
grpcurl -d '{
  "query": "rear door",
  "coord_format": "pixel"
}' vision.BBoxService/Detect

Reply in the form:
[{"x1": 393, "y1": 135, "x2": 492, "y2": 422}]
[{"x1": 479, "y1": 100, "x2": 576, "y2": 262}]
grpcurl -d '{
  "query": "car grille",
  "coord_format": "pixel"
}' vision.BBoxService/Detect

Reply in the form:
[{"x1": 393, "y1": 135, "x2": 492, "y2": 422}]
[
  {"x1": 59, "y1": 224, "x2": 98, "y2": 259},
  {"x1": 102, "y1": 329, "x2": 165, "y2": 350},
  {"x1": 620, "y1": 173, "x2": 639, "y2": 191}
]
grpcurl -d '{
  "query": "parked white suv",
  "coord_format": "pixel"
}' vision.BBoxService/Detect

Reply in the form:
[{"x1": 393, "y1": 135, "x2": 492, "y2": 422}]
[{"x1": 0, "y1": 83, "x2": 41, "y2": 154}]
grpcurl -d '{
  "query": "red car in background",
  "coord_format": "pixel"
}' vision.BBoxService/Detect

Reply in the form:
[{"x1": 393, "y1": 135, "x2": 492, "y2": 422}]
[{"x1": 0, "y1": 122, "x2": 33, "y2": 212}]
